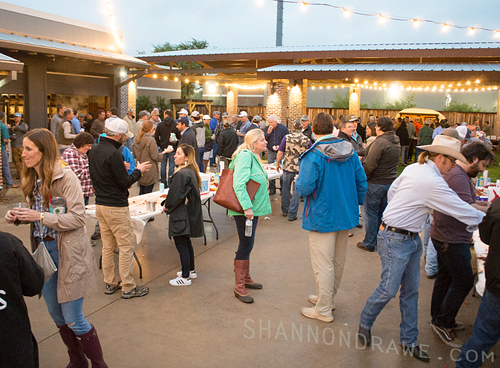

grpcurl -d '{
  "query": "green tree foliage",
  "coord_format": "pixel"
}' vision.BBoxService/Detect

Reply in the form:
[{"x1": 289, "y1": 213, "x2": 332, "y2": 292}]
[
  {"x1": 370, "y1": 99, "x2": 384, "y2": 109},
  {"x1": 384, "y1": 94, "x2": 417, "y2": 110},
  {"x1": 136, "y1": 95, "x2": 153, "y2": 113},
  {"x1": 151, "y1": 38, "x2": 209, "y2": 99},
  {"x1": 329, "y1": 91, "x2": 349, "y2": 108},
  {"x1": 443, "y1": 101, "x2": 482, "y2": 112},
  {"x1": 155, "y1": 96, "x2": 172, "y2": 114}
]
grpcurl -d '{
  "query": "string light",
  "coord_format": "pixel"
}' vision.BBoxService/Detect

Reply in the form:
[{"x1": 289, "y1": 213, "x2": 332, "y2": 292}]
[
  {"x1": 103, "y1": 1, "x2": 123, "y2": 49},
  {"x1": 305, "y1": 81, "x2": 499, "y2": 92},
  {"x1": 273, "y1": 0, "x2": 499, "y2": 37}
]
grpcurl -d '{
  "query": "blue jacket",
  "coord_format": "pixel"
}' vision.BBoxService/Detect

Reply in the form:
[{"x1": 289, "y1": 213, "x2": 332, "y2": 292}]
[
  {"x1": 296, "y1": 135, "x2": 367, "y2": 233},
  {"x1": 98, "y1": 133, "x2": 136, "y2": 175}
]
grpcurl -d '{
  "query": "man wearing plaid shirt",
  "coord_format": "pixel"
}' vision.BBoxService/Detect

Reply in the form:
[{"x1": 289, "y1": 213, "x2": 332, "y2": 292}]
[{"x1": 61, "y1": 133, "x2": 95, "y2": 205}]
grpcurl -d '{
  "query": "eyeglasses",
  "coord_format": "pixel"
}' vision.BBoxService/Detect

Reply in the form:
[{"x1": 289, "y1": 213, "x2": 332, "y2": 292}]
[{"x1": 444, "y1": 155, "x2": 457, "y2": 164}]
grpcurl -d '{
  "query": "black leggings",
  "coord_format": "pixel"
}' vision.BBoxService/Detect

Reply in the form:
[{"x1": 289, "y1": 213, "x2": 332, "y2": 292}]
[
  {"x1": 234, "y1": 216, "x2": 259, "y2": 260},
  {"x1": 173, "y1": 235, "x2": 195, "y2": 278}
]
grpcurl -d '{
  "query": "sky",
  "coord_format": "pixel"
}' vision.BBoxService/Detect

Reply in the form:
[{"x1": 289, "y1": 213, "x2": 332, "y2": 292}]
[{"x1": 4, "y1": 0, "x2": 500, "y2": 56}]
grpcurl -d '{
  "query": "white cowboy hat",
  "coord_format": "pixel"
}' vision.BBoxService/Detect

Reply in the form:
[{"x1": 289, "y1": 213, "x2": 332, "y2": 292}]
[{"x1": 418, "y1": 135, "x2": 467, "y2": 164}]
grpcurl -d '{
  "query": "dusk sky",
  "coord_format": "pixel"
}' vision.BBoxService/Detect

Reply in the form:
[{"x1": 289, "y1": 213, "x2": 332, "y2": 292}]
[{"x1": 3, "y1": 0, "x2": 500, "y2": 56}]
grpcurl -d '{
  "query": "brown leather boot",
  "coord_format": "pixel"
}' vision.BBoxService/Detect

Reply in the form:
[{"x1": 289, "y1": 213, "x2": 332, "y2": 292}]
[
  {"x1": 78, "y1": 326, "x2": 108, "y2": 368},
  {"x1": 57, "y1": 324, "x2": 88, "y2": 368},
  {"x1": 234, "y1": 260, "x2": 254, "y2": 303},
  {"x1": 244, "y1": 259, "x2": 263, "y2": 289}
]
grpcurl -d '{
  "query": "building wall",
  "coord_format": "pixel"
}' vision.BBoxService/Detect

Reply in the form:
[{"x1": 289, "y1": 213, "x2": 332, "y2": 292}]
[{"x1": 136, "y1": 78, "x2": 181, "y2": 103}]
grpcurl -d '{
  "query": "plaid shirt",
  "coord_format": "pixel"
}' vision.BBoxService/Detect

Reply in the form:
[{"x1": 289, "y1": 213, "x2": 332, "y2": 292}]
[
  {"x1": 62, "y1": 144, "x2": 94, "y2": 197},
  {"x1": 33, "y1": 179, "x2": 58, "y2": 239}
]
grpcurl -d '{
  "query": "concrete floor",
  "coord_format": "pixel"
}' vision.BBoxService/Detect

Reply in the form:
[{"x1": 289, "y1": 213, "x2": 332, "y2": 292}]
[{"x1": 0, "y1": 178, "x2": 499, "y2": 368}]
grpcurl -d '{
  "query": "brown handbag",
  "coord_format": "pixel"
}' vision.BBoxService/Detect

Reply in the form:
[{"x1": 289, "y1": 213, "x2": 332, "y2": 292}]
[{"x1": 213, "y1": 163, "x2": 261, "y2": 213}]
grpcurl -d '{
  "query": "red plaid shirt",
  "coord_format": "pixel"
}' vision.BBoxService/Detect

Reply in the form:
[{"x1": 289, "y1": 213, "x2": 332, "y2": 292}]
[{"x1": 62, "y1": 144, "x2": 94, "y2": 197}]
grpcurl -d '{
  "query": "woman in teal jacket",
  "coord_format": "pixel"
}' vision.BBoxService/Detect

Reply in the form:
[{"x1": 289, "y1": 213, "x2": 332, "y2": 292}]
[{"x1": 229, "y1": 129, "x2": 271, "y2": 303}]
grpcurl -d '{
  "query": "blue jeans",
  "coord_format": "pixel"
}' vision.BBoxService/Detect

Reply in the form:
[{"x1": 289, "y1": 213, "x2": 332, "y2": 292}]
[
  {"x1": 430, "y1": 240, "x2": 473, "y2": 328},
  {"x1": 40, "y1": 239, "x2": 91, "y2": 336},
  {"x1": 139, "y1": 183, "x2": 154, "y2": 195},
  {"x1": 1, "y1": 149, "x2": 13, "y2": 187},
  {"x1": 161, "y1": 151, "x2": 175, "y2": 186},
  {"x1": 456, "y1": 289, "x2": 500, "y2": 368},
  {"x1": 281, "y1": 171, "x2": 300, "y2": 219},
  {"x1": 198, "y1": 147, "x2": 205, "y2": 173},
  {"x1": 423, "y1": 214, "x2": 438, "y2": 276},
  {"x1": 234, "y1": 216, "x2": 259, "y2": 260},
  {"x1": 400, "y1": 146, "x2": 408, "y2": 165},
  {"x1": 360, "y1": 229, "x2": 422, "y2": 347},
  {"x1": 362, "y1": 182, "x2": 391, "y2": 250},
  {"x1": 210, "y1": 142, "x2": 217, "y2": 165}
]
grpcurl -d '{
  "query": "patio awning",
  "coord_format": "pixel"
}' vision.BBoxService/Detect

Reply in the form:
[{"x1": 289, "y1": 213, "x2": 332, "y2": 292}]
[{"x1": 0, "y1": 51, "x2": 23, "y2": 71}]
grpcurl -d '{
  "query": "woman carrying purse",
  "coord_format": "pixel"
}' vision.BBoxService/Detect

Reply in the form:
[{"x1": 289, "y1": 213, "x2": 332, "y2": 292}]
[
  {"x1": 229, "y1": 129, "x2": 271, "y2": 303},
  {"x1": 163, "y1": 143, "x2": 204, "y2": 286},
  {"x1": 5, "y1": 128, "x2": 107, "y2": 367}
]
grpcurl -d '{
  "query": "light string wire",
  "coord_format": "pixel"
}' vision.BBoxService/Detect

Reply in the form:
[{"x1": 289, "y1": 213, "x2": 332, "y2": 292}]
[{"x1": 274, "y1": 0, "x2": 500, "y2": 36}]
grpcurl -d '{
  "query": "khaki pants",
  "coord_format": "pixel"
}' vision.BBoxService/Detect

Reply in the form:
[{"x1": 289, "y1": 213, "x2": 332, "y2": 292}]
[
  {"x1": 96, "y1": 205, "x2": 137, "y2": 292},
  {"x1": 309, "y1": 230, "x2": 349, "y2": 317},
  {"x1": 11, "y1": 147, "x2": 23, "y2": 178}
]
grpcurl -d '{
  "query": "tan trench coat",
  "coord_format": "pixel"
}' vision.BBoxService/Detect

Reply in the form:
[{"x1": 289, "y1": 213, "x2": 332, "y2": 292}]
[
  {"x1": 30, "y1": 162, "x2": 98, "y2": 303},
  {"x1": 132, "y1": 134, "x2": 163, "y2": 186}
]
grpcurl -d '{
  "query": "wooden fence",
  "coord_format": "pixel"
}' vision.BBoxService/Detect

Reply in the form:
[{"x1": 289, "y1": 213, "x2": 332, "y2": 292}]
[{"x1": 211, "y1": 105, "x2": 498, "y2": 130}]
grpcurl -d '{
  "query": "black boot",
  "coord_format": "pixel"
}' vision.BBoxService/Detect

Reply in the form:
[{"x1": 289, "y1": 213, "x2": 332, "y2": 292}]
[
  {"x1": 78, "y1": 326, "x2": 108, "y2": 368},
  {"x1": 57, "y1": 324, "x2": 88, "y2": 368}
]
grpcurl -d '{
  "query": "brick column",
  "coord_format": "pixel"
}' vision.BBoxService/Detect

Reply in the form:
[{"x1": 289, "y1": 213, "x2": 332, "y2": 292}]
[
  {"x1": 127, "y1": 80, "x2": 137, "y2": 117},
  {"x1": 288, "y1": 79, "x2": 307, "y2": 124},
  {"x1": 226, "y1": 87, "x2": 238, "y2": 117},
  {"x1": 496, "y1": 90, "x2": 500, "y2": 136},
  {"x1": 349, "y1": 85, "x2": 361, "y2": 117},
  {"x1": 266, "y1": 81, "x2": 289, "y2": 127}
]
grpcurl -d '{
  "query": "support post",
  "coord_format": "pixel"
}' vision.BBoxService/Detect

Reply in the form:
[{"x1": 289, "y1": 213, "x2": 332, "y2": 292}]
[{"x1": 349, "y1": 85, "x2": 361, "y2": 117}]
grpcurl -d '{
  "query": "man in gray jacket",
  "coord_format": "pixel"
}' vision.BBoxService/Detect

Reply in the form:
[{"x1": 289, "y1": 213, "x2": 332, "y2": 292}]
[{"x1": 357, "y1": 117, "x2": 400, "y2": 252}]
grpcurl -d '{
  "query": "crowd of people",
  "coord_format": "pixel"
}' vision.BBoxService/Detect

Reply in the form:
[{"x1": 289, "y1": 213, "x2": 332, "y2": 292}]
[{"x1": 1, "y1": 105, "x2": 499, "y2": 367}]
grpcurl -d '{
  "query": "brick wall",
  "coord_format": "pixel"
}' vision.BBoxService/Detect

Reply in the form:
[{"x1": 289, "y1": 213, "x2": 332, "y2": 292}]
[
  {"x1": 226, "y1": 88, "x2": 238, "y2": 117},
  {"x1": 266, "y1": 81, "x2": 288, "y2": 127},
  {"x1": 127, "y1": 81, "x2": 136, "y2": 117},
  {"x1": 288, "y1": 80, "x2": 307, "y2": 124}
]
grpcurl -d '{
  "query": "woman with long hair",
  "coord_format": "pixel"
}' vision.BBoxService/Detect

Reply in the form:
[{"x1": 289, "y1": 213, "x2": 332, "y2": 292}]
[
  {"x1": 163, "y1": 143, "x2": 204, "y2": 286},
  {"x1": 366, "y1": 122, "x2": 377, "y2": 147},
  {"x1": 133, "y1": 120, "x2": 168, "y2": 195},
  {"x1": 5, "y1": 128, "x2": 107, "y2": 367},
  {"x1": 230, "y1": 129, "x2": 271, "y2": 303}
]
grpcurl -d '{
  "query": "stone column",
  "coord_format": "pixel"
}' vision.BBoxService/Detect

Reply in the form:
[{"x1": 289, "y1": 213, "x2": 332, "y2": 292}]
[
  {"x1": 24, "y1": 59, "x2": 48, "y2": 129},
  {"x1": 127, "y1": 80, "x2": 137, "y2": 117},
  {"x1": 266, "y1": 80, "x2": 289, "y2": 127},
  {"x1": 226, "y1": 86, "x2": 238, "y2": 117},
  {"x1": 349, "y1": 85, "x2": 361, "y2": 117},
  {"x1": 288, "y1": 79, "x2": 307, "y2": 124}
]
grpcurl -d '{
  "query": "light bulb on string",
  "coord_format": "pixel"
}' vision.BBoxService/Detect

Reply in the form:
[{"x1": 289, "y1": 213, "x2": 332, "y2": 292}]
[
  {"x1": 469, "y1": 27, "x2": 475, "y2": 35},
  {"x1": 413, "y1": 19, "x2": 420, "y2": 28}
]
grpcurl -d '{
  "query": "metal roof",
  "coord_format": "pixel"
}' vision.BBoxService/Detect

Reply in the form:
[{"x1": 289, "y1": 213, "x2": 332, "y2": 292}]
[
  {"x1": 258, "y1": 63, "x2": 500, "y2": 73},
  {"x1": 0, "y1": 51, "x2": 23, "y2": 71},
  {"x1": 0, "y1": 32, "x2": 148, "y2": 68},
  {"x1": 140, "y1": 42, "x2": 500, "y2": 58}
]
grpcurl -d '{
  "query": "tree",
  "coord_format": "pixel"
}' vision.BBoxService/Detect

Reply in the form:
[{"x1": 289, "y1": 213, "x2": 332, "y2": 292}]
[
  {"x1": 384, "y1": 93, "x2": 417, "y2": 110},
  {"x1": 152, "y1": 38, "x2": 209, "y2": 99},
  {"x1": 155, "y1": 96, "x2": 171, "y2": 114},
  {"x1": 370, "y1": 99, "x2": 384, "y2": 109},
  {"x1": 136, "y1": 95, "x2": 153, "y2": 113},
  {"x1": 443, "y1": 101, "x2": 482, "y2": 112},
  {"x1": 329, "y1": 91, "x2": 349, "y2": 109}
]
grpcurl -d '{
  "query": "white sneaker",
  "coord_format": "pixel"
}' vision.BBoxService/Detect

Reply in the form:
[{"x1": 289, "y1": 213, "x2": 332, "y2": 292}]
[
  {"x1": 176, "y1": 270, "x2": 197, "y2": 279},
  {"x1": 309, "y1": 294, "x2": 336, "y2": 310},
  {"x1": 169, "y1": 276, "x2": 191, "y2": 286}
]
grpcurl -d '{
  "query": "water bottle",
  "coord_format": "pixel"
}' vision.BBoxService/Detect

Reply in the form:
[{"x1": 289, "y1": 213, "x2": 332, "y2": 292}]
[{"x1": 245, "y1": 218, "x2": 253, "y2": 237}]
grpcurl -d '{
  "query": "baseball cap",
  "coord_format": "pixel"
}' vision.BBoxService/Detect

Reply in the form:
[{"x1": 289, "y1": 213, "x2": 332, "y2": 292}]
[
  {"x1": 252, "y1": 115, "x2": 262, "y2": 123},
  {"x1": 176, "y1": 116, "x2": 190, "y2": 126},
  {"x1": 128, "y1": 107, "x2": 134, "y2": 113},
  {"x1": 191, "y1": 111, "x2": 200, "y2": 118},
  {"x1": 203, "y1": 115, "x2": 211, "y2": 120},
  {"x1": 78, "y1": 113, "x2": 85, "y2": 118},
  {"x1": 222, "y1": 112, "x2": 229, "y2": 117},
  {"x1": 213, "y1": 110, "x2": 221, "y2": 115},
  {"x1": 13, "y1": 112, "x2": 22, "y2": 118},
  {"x1": 151, "y1": 108, "x2": 160, "y2": 116},
  {"x1": 107, "y1": 119, "x2": 134, "y2": 138},
  {"x1": 300, "y1": 115, "x2": 309, "y2": 121},
  {"x1": 346, "y1": 114, "x2": 360, "y2": 122},
  {"x1": 179, "y1": 108, "x2": 189, "y2": 115},
  {"x1": 238, "y1": 111, "x2": 248, "y2": 117},
  {"x1": 441, "y1": 127, "x2": 460, "y2": 140}
]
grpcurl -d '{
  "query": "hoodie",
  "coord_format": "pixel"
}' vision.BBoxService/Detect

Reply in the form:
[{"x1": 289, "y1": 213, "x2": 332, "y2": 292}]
[
  {"x1": 155, "y1": 116, "x2": 180, "y2": 150},
  {"x1": 362, "y1": 131, "x2": 401, "y2": 185},
  {"x1": 296, "y1": 135, "x2": 367, "y2": 233}
]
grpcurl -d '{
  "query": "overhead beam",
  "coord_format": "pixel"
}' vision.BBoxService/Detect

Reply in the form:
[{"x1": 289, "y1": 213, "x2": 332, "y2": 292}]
[
  {"x1": 146, "y1": 68, "x2": 257, "y2": 75},
  {"x1": 0, "y1": 70, "x2": 17, "y2": 88},
  {"x1": 117, "y1": 70, "x2": 148, "y2": 88}
]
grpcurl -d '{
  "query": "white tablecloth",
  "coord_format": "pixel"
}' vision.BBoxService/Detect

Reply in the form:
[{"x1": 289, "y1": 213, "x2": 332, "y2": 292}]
[{"x1": 472, "y1": 230, "x2": 489, "y2": 296}]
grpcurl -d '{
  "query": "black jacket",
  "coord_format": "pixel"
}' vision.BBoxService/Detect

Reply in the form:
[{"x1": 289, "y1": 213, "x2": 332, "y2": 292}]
[
  {"x1": 478, "y1": 198, "x2": 500, "y2": 299},
  {"x1": 217, "y1": 128, "x2": 238, "y2": 159},
  {"x1": 0, "y1": 231, "x2": 44, "y2": 368},
  {"x1": 155, "y1": 116, "x2": 180, "y2": 150},
  {"x1": 302, "y1": 124, "x2": 315, "y2": 143},
  {"x1": 396, "y1": 122, "x2": 410, "y2": 146},
  {"x1": 362, "y1": 131, "x2": 401, "y2": 185},
  {"x1": 178, "y1": 127, "x2": 198, "y2": 151},
  {"x1": 164, "y1": 168, "x2": 204, "y2": 238},
  {"x1": 88, "y1": 137, "x2": 142, "y2": 207},
  {"x1": 338, "y1": 131, "x2": 365, "y2": 156}
]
